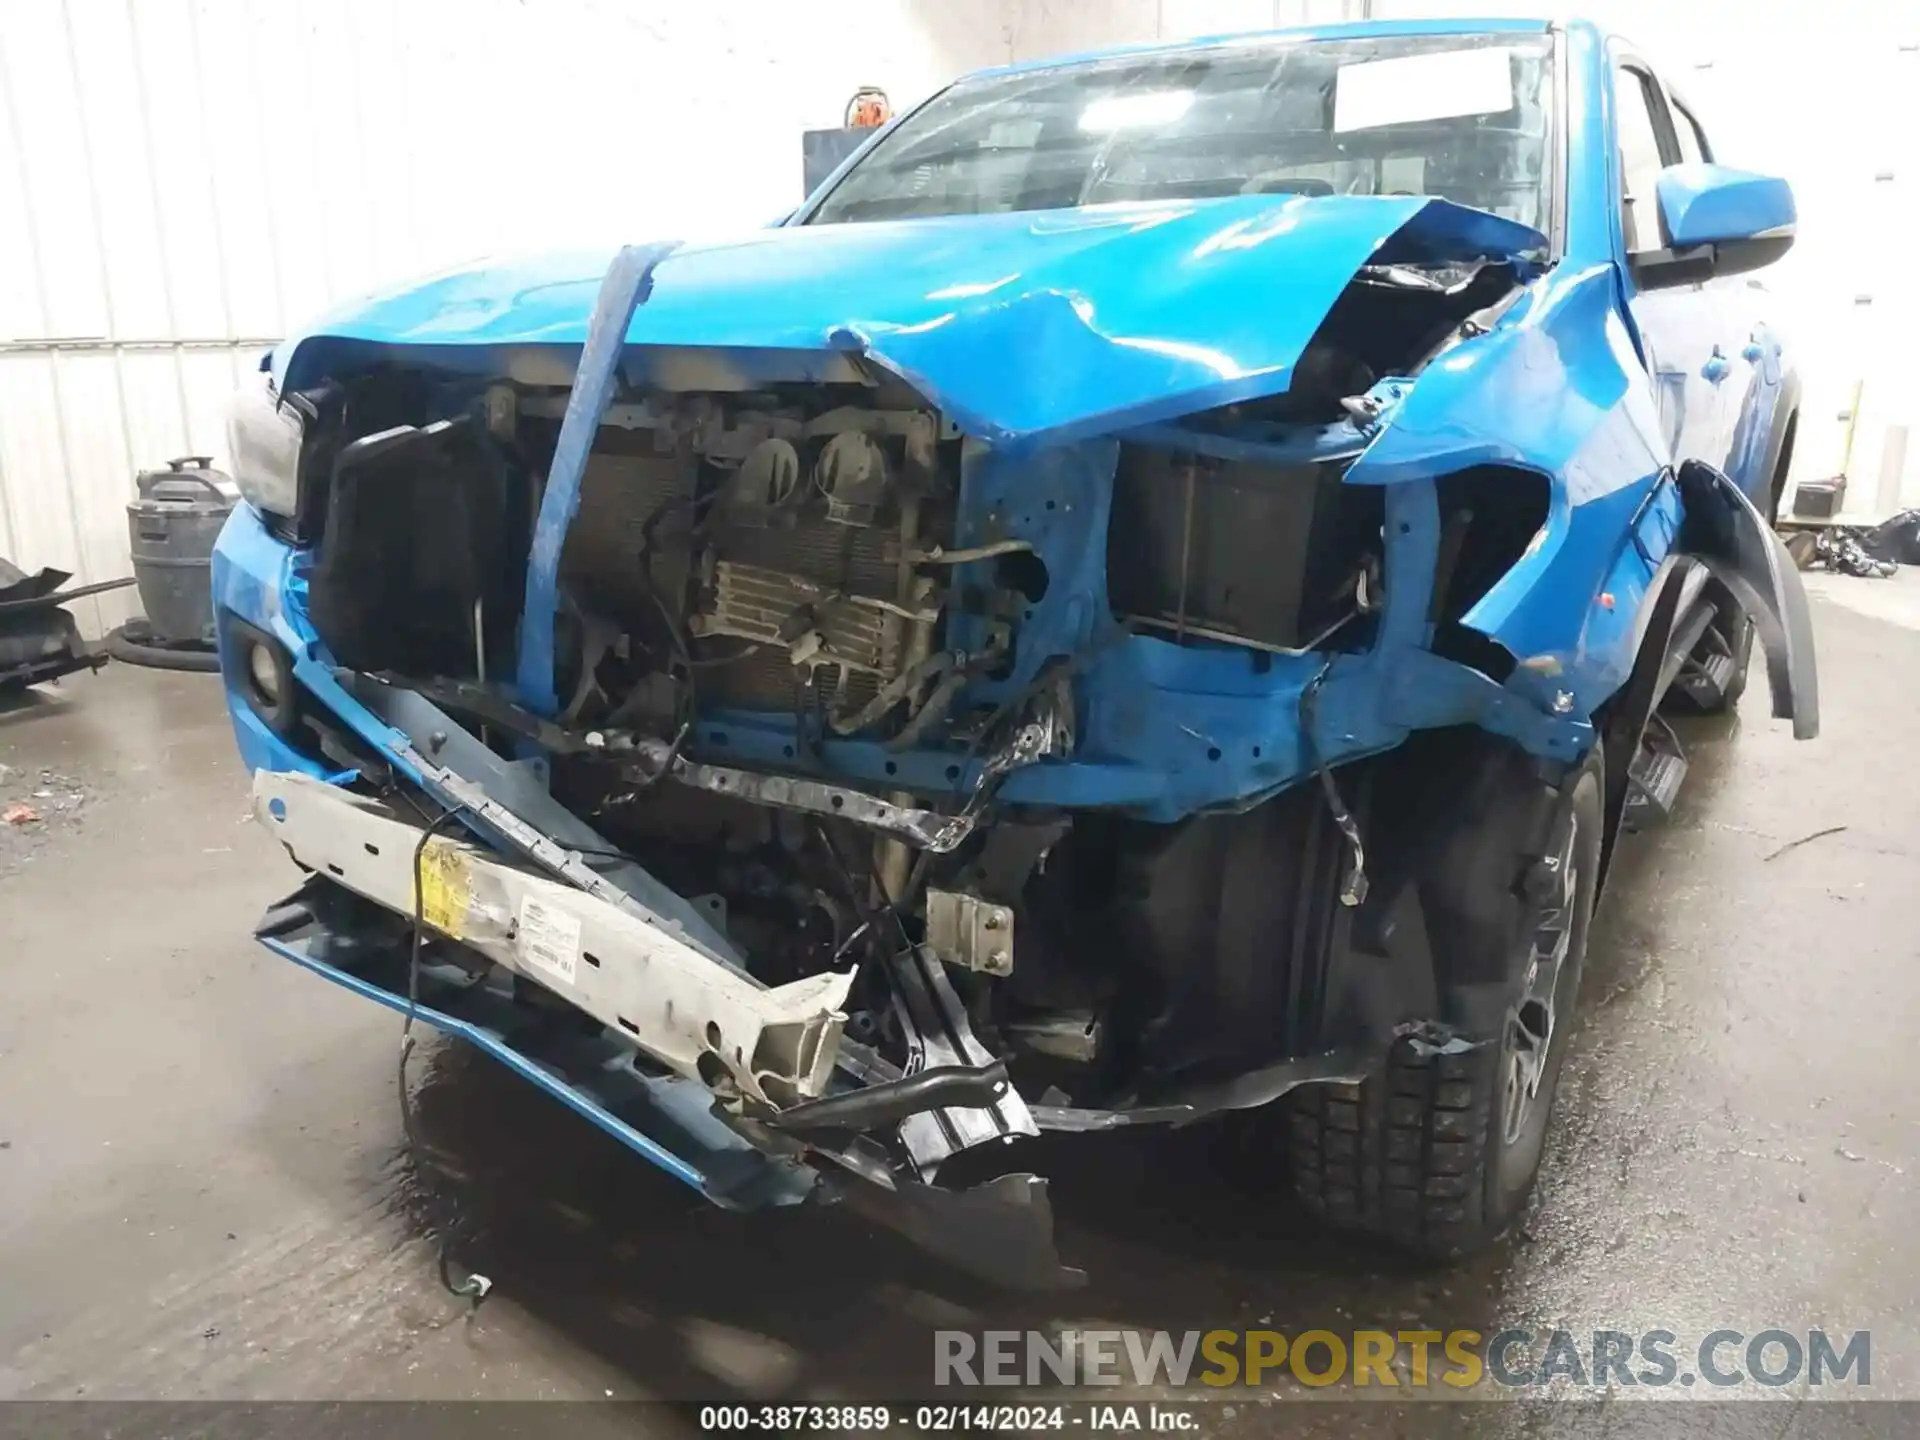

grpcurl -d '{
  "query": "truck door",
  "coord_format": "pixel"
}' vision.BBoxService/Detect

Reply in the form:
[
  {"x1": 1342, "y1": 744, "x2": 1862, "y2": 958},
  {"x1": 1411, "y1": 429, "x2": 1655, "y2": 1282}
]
[
  {"x1": 1613, "y1": 56, "x2": 1725, "y2": 471},
  {"x1": 1664, "y1": 83, "x2": 1784, "y2": 508}
]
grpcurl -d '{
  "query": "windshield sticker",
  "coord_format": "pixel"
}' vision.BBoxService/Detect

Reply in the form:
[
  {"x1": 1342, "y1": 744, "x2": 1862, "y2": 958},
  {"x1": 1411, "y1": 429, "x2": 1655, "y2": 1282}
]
[
  {"x1": 1079, "y1": 89, "x2": 1195, "y2": 132},
  {"x1": 1334, "y1": 46, "x2": 1516, "y2": 133}
]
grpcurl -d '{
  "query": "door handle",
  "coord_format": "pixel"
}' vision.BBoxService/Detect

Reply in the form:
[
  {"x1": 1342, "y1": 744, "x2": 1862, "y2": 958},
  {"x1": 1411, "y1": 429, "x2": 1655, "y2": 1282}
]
[{"x1": 1702, "y1": 348, "x2": 1730, "y2": 383}]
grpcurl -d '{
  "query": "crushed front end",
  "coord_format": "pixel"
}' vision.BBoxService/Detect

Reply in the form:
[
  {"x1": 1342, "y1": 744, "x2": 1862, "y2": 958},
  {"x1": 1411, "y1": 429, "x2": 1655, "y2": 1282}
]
[{"x1": 214, "y1": 197, "x2": 1598, "y2": 1287}]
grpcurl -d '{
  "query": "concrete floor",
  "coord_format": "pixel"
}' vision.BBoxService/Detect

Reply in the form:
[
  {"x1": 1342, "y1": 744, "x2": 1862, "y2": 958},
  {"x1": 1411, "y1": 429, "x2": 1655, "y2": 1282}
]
[{"x1": 2, "y1": 578, "x2": 1918, "y2": 1430}]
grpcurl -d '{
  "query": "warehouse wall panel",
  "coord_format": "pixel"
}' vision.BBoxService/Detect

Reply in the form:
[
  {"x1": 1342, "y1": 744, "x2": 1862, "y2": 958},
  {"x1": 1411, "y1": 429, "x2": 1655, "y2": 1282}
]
[
  {"x1": 2, "y1": 0, "x2": 1074, "y2": 633},
  {"x1": 0, "y1": 357, "x2": 92, "y2": 628},
  {"x1": 53, "y1": 352, "x2": 136, "y2": 636},
  {"x1": 68, "y1": 0, "x2": 176, "y2": 341},
  {"x1": 3, "y1": 4, "x2": 110, "y2": 340}
]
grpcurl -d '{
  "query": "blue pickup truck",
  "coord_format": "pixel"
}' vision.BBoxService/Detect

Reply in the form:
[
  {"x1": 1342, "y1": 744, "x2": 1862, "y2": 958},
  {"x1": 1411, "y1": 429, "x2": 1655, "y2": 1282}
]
[{"x1": 214, "y1": 17, "x2": 1815, "y2": 1287}]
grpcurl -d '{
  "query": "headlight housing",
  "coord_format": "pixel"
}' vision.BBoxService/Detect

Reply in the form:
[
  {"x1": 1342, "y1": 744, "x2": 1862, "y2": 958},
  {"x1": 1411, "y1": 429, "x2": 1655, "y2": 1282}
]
[{"x1": 225, "y1": 369, "x2": 306, "y2": 518}]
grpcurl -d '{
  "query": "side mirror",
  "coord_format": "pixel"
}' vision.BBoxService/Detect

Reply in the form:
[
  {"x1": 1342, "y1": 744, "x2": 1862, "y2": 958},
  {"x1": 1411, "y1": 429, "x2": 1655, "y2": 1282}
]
[{"x1": 1632, "y1": 163, "x2": 1796, "y2": 288}]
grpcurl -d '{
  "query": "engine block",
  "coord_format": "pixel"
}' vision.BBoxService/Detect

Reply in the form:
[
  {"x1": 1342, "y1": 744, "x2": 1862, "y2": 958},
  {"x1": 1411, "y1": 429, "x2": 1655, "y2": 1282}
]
[{"x1": 560, "y1": 401, "x2": 953, "y2": 718}]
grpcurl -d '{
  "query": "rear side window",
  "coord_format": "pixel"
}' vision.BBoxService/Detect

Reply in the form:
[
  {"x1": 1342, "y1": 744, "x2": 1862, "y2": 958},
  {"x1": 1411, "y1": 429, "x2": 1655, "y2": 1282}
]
[
  {"x1": 1613, "y1": 65, "x2": 1673, "y2": 252},
  {"x1": 1670, "y1": 97, "x2": 1713, "y2": 164}
]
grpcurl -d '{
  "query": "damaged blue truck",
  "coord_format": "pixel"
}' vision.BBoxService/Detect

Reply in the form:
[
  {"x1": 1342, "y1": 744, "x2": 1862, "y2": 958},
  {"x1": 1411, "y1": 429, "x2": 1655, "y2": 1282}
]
[{"x1": 213, "y1": 18, "x2": 1815, "y2": 1287}]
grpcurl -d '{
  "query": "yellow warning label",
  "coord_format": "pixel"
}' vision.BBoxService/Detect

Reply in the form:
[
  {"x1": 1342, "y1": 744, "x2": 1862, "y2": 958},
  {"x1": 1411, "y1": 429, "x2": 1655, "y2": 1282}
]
[{"x1": 416, "y1": 839, "x2": 471, "y2": 937}]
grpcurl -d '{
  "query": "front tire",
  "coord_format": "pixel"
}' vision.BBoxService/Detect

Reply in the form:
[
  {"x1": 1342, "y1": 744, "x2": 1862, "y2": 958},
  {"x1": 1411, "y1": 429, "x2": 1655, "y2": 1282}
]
[{"x1": 1287, "y1": 748, "x2": 1603, "y2": 1260}]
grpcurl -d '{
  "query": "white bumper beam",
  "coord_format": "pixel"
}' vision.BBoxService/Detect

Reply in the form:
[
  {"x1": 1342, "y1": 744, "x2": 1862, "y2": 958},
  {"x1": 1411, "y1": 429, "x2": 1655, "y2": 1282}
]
[{"x1": 253, "y1": 770, "x2": 852, "y2": 1106}]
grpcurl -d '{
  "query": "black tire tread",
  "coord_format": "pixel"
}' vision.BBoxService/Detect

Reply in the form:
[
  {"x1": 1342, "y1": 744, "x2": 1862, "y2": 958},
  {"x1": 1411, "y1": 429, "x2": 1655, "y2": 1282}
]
[
  {"x1": 1281, "y1": 742, "x2": 1601, "y2": 1263},
  {"x1": 1288, "y1": 1039, "x2": 1497, "y2": 1260}
]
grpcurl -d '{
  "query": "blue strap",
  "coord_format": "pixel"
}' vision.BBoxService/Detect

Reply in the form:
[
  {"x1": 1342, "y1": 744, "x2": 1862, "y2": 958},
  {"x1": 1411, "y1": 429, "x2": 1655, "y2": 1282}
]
[{"x1": 516, "y1": 240, "x2": 680, "y2": 717}]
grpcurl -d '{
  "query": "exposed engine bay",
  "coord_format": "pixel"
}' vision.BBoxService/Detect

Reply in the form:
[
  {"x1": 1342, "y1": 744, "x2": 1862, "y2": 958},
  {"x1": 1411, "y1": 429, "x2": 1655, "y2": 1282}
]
[
  {"x1": 548, "y1": 393, "x2": 965, "y2": 730},
  {"x1": 278, "y1": 360, "x2": 1424, "y2": 1231},
  {"x1": 235, "y1": 226, "x2": 1588, "y2": 1285}
]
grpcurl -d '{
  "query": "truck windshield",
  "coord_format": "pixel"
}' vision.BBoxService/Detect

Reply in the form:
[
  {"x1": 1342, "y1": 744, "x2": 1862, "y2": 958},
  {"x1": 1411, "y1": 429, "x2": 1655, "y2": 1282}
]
[{"x1": 807, "y1": 31, "x2": 1555, "y2": 236}]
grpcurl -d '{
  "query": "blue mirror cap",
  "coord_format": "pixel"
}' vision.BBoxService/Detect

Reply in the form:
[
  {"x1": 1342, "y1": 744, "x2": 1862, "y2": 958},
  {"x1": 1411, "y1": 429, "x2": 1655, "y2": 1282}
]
[{"x1": 1656, "y1": 163, "x2": 1796, "y2": 250}]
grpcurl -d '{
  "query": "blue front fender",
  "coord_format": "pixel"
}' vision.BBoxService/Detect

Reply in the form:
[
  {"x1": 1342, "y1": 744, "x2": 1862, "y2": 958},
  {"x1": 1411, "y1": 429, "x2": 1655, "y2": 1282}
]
[{"x1": 1348, "y1": 265, "x2": 1676, "y2": 720}]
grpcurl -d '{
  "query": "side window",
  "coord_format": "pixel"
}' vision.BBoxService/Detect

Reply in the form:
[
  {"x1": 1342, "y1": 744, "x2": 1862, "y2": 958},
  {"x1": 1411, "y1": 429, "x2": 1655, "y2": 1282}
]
[
  {"x1": 1613, "y1": 65, "x2": 1675, "y2": 253},
  {"x1": 1670, "y1": 97, "x2": 1713, "y2": 164}
]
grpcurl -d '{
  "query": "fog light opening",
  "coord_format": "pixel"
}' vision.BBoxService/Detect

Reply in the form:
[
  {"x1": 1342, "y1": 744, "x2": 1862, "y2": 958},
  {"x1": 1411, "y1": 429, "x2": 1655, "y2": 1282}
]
[
  {"x1": 247, "y1": 640, "x2": 283, "y2": 706},
  {"x1": 226, "y1": 616, "x2": 298, "y2": 735}
]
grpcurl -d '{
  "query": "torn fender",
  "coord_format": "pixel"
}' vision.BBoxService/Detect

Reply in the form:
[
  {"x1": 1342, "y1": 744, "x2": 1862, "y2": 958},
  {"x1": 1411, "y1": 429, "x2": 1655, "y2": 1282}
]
[
  {"x1": 1674, "y1": 459, "x2": 1819, "y2": 738},
  {"x1": 1346, "y1": 265, "x2": 1675, "y2": 713},
  {"x1": 275, "y1": 194, "x2": 1543, "y2": 450}
]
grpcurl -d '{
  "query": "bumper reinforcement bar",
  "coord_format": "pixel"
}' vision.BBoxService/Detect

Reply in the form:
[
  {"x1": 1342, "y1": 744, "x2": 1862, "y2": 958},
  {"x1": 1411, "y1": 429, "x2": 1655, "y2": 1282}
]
[{"x1": 254, "y1": 769, "x2": 853, "y2": 1107}]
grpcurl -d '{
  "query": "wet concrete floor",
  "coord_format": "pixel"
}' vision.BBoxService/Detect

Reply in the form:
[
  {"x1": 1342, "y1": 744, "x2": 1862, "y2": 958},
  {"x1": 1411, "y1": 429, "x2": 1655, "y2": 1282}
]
[{"x1": 1, "y1": 579, "x2": 1917, "y2": 1432}]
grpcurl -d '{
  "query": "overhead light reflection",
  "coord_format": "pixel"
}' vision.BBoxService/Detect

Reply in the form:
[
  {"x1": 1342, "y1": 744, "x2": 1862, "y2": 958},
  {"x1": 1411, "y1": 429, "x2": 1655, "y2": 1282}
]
[{"x1": 926, "y1": 274, "x2": 1021, "y2": 300}]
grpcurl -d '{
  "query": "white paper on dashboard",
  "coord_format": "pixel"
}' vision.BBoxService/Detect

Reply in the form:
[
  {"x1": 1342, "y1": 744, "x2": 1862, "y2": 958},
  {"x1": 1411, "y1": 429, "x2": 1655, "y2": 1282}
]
[{"x1": 1333, "y1": 47, "x2": 1516, "y2": 133}]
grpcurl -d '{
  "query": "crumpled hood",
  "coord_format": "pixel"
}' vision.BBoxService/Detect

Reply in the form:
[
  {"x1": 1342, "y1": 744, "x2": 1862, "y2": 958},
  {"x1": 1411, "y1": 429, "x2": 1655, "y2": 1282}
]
[{"x1": 278, "y1": 194, "x2": 1543, "y2": 448}]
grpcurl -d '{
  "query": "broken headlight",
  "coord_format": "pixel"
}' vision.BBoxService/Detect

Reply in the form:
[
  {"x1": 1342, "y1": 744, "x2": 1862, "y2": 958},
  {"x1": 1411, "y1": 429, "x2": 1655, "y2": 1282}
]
[{"x1": 225, "y1": 368, "x2": 305, "y2": 518}]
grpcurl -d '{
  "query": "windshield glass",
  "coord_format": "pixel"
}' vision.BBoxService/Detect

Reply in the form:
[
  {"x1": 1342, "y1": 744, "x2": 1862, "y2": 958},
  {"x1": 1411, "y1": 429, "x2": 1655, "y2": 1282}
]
[{"x1": 807, "y1": 32, "x2": 1555, "y2": 236}]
